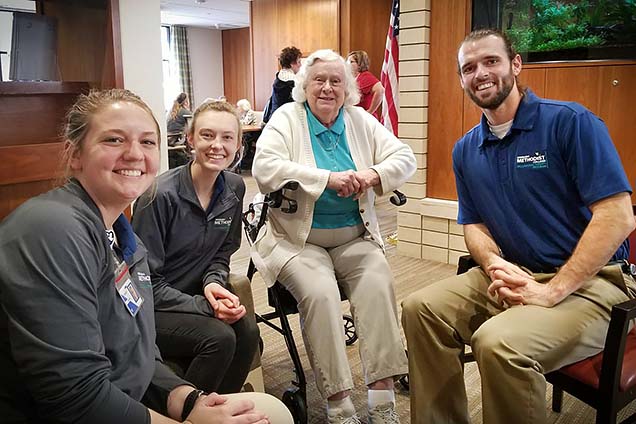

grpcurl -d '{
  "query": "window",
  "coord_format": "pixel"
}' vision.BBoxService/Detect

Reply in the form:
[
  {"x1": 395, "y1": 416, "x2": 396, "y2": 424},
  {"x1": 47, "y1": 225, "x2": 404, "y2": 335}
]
[
  {"x1": 472, "y1": 0, "x2": 636, "y2": 62},
  {"x1": 0, "y1": 1, "x2": 39, "y2": 81},
  {"x1": 161, "y1": 25, "x2": 181, "y2": 113}
]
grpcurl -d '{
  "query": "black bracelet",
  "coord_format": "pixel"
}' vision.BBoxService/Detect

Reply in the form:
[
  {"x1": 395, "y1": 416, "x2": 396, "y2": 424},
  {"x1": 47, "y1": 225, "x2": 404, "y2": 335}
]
[{"x1": 181, "y1": 389, "x2": 206, "y2": 421}]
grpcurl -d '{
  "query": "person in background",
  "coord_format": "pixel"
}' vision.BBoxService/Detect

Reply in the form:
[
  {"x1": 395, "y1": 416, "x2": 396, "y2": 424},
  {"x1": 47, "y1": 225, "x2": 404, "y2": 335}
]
[
  {"x1": 252, "y1": 49, "x2": 415, "y2": 424},
  {"x1": 236, "y1": 99, "x2": 259, "y2": 172},
  {"x1": 132, "y1": 100, "x2": 259, "y2": 395},
  {"x1": 262, "y1": 46, "x2": 302, "y2": 124},
  {"x1": 237, "y1": 99, "x2": 257, "y2": 126},
  {"x1": 347, "y1": 50, "x2": 384, "y2": 120},
  {"x1": 0, "y1": 88, "x2": 293, "y2": 424},
  {"x1": 401, "y1": 29, "x2": 636, "y2": 424},
  {"x1": 167, "y1": 92, "x2": 193, "y2": 169},
  {"x1": 167, "y1": 92, "x2": 192, "y2": 144}
]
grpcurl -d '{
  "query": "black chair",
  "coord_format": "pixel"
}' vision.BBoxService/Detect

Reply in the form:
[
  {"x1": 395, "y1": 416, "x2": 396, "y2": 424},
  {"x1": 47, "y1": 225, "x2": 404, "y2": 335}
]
[
  {"x1": 242, "y1": 182, "x2": 407, "y2": 424},
  {"x1": 167, "y1": 132, "x2": 189, "y2": 169}
]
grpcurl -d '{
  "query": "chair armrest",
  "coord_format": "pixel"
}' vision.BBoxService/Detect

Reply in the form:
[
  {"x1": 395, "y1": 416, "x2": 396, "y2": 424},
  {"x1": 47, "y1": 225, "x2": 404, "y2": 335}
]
[
  {"x1": 228, "y1": 273, "x2": 256, "y2": 318},
  {"x1": 457, "y1": 255, "x2": 478, "y2": 275},
  {"x1": 612, "y1": 297, "x2": 636, "y2": 322}
]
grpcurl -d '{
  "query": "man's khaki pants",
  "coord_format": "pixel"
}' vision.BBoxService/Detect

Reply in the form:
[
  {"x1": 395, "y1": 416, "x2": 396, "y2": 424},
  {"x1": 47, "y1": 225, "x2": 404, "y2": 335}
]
[{"x1": 402, "y1": 264, "x2": 636, "y2": 424}]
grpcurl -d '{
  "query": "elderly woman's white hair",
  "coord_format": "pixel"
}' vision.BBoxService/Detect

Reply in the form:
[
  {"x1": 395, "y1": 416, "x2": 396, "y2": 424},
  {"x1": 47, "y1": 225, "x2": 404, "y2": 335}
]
[
  {"x1": 236, "y1": 98, "x2": 252, "y2": 112},
  {"x1": 292, "y1": 49, "x2": 360, "y2": 107}
]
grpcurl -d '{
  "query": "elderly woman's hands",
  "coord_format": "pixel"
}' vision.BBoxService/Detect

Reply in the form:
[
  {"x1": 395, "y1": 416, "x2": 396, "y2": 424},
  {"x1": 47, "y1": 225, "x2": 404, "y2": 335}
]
[
  {"x1": 327, "y1": 169, "x2": 380, "y2": 199},
  {"x1": 352, "y1": 169, "x2": 380, "y2": 200},
  {"x1": 327, "y1": 170, "x2": 360, "y2": 198}
]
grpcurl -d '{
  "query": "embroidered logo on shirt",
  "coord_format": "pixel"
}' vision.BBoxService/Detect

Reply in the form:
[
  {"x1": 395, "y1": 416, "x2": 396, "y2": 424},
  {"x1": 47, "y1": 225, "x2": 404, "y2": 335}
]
[
  {"x1": 137, "y1": 272, "x2": 151, "y2": 282},
  {"x1": 214, "y1": 217, "x2": 232, "y2": 227},
  {"x1": 516, "y1": 151, "x2": 548, "y2": 169},
  {"x1": 136, "y1": 272, "x2": 152, "y2": 288}
]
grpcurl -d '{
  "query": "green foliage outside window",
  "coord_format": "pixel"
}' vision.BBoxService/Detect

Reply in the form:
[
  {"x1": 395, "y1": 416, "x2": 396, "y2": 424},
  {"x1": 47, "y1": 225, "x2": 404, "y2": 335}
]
[{"x1": 503, "y1": 0, "x2": 636, "y2": 54}]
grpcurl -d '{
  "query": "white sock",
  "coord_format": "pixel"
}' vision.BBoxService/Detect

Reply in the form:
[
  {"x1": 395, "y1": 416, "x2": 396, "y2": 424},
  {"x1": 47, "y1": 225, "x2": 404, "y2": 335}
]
[
  {"x1": 327, "y1": 396, "x2": 356, "y2": 417},
  {"x1": 368, "y1": 389, "x2": 395, "y2": 409}
]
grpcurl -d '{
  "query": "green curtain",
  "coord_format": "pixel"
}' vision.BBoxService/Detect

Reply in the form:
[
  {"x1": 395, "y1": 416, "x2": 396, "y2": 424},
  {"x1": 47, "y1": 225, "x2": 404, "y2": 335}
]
[{"x1": 171, "y1": 26, "x2": 194, "y2": 107}]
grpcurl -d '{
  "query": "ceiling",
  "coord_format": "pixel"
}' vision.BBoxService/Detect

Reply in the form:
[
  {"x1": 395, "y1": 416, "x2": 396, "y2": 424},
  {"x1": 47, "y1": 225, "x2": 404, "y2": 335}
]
[{"x1": 160, "y1": 0, "x2": 250, "y2": 30}]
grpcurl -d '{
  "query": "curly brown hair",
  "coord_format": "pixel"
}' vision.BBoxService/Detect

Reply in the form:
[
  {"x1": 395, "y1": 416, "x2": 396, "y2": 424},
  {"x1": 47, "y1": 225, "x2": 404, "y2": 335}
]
[{"x1": 279, "y1": 46, "x2": 302, "y2": 69}]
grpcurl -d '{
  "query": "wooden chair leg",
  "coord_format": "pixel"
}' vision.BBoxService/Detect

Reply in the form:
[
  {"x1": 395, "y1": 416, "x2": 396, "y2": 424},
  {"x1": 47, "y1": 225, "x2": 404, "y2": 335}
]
[
  {"x1": 551, "y1": 386, "x2": 563, "y2": 413},
  {"x1": 595, "y1": 406, "x2": 617, "y2": 424}
]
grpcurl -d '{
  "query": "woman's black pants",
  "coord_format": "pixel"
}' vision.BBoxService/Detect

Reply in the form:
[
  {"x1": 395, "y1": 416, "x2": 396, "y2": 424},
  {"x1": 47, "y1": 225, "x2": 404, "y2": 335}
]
[{"x1": 155, "y1": 311, "x2": 259, "y2": 393}]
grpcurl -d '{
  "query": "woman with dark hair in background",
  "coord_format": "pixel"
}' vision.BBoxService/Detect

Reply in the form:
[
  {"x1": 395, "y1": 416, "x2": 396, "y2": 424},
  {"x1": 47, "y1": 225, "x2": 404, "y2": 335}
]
[
  {"x1": 167, "y1": 92, "x2": 193, "y2": 168},
  {"x1": 167, "y1": 92, "x2": 192, "y2": 139},
  {"x1": 347, "y1": 51, "x2": 384, "y2": 120},
  {"x1": 262, "y1": 46, "x2": 302, "y2": 124}
]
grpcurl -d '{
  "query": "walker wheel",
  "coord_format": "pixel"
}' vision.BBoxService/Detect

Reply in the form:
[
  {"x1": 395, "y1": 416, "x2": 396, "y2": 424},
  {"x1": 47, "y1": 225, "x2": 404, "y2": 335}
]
[
  {"x1": 399, "y1": 374, "x2": 409, "y2": 390},
  {"x1": 282, "y1": 387, "x2": 307, "y2": 424},
  {"x1": 343, "y1": 315, "x2": 358, "y2": 346}
]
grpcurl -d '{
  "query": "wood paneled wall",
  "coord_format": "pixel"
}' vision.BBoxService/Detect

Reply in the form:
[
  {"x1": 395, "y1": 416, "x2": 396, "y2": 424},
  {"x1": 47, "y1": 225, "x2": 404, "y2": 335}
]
[
  {"x1": 249, "y1": 0, "x2": 392, "y2": 110},
  {"x1": 251, "y1": 0, "x2": 340, "y2": 110},
  {"x1": 0, "y1": 82, "x2": 90, "y2": 220},
  {"x1": 222, "y1": 28, "x2": 254, "y2": 105},
  {"x1": 427, "y1": 0, "x2": 470, "y2": 201},
  {"x1": 341, "y1": 0, "x2": 392, "y2": 80},
  {"x1": 428, "y1": 0, "x2": 636, "y2": 201}
]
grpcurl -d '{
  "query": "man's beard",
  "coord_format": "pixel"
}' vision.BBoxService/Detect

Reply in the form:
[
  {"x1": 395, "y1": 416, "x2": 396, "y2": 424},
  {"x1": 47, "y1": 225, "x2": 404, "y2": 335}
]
[{"x1": 466, "y1": 72, "x2": 515, "y2": 110}]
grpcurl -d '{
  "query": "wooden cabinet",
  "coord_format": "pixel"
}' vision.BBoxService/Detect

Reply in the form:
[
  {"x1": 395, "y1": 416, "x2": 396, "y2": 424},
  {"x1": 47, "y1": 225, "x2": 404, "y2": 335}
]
[
  {"x1": 543, "y1": 63, "x2": 636, "y2": 199},
  {"x1": 598, "y1": 66, "x2": 636, "y2": 190}
]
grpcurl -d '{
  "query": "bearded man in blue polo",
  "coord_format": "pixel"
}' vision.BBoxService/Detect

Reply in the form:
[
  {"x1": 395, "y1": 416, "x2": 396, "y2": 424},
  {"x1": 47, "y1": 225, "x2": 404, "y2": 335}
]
[{"x1": 402, "y1": 28, "x2": 636, "y2": 424}]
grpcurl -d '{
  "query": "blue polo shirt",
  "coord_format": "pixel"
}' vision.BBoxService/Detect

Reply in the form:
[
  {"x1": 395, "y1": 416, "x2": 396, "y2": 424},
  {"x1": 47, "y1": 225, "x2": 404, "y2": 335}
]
[
  {"x1": 453, "y1": 90, "x2": 631, "y2": 272},
  {"x1": 304, "y1": 102, "x2": 362, "y2": 229}
]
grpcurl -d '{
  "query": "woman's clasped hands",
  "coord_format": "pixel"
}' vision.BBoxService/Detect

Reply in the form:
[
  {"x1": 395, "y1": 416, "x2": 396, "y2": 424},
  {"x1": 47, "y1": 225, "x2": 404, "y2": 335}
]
[
  {"x1": 327, "y1": 169, "x2": 380, "y2": 199},
  {"x1": 203, "y1": 282, "x2": 246, "y2": 324}
]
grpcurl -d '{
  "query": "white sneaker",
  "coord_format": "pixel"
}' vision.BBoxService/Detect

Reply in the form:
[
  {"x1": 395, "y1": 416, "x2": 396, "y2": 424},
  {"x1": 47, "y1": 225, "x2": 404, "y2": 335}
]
[
  {"x1": 368, "y1": 402, "x2": 400, "y2": 424},
  {"x1": 327, "y1": 412, "x2": 363, "y2": 424}
]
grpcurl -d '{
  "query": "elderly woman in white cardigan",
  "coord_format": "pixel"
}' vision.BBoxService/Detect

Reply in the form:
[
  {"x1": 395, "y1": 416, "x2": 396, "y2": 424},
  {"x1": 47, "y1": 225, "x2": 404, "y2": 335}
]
[{"x1": 251, "y1": 49, "x2": 415, "y2": 424}]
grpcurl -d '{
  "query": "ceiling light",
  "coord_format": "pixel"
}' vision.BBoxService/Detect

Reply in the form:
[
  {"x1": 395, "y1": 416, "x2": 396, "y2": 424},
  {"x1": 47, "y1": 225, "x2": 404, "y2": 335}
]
[{"x1": 195, "y1": 0, "x2": 206, "y2": 4}]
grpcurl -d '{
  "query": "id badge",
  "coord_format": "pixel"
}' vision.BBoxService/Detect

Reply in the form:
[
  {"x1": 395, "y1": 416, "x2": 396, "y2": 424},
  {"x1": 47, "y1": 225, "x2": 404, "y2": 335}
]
[{"x1": 114, "y1": 260, "x2": 144, "y2": 317}]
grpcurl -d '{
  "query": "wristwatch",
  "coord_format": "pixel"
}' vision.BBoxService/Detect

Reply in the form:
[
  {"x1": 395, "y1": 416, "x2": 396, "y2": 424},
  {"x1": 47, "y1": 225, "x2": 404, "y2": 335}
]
[{"x1": 181, "y1": 389, "x2": 206, "y2": 421}]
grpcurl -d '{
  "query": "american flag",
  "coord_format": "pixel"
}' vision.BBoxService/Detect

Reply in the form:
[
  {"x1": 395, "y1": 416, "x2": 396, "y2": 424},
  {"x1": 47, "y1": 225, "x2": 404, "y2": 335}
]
[{"x1": 380, "y1": 0, "x2": 399, "y2": 136}]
